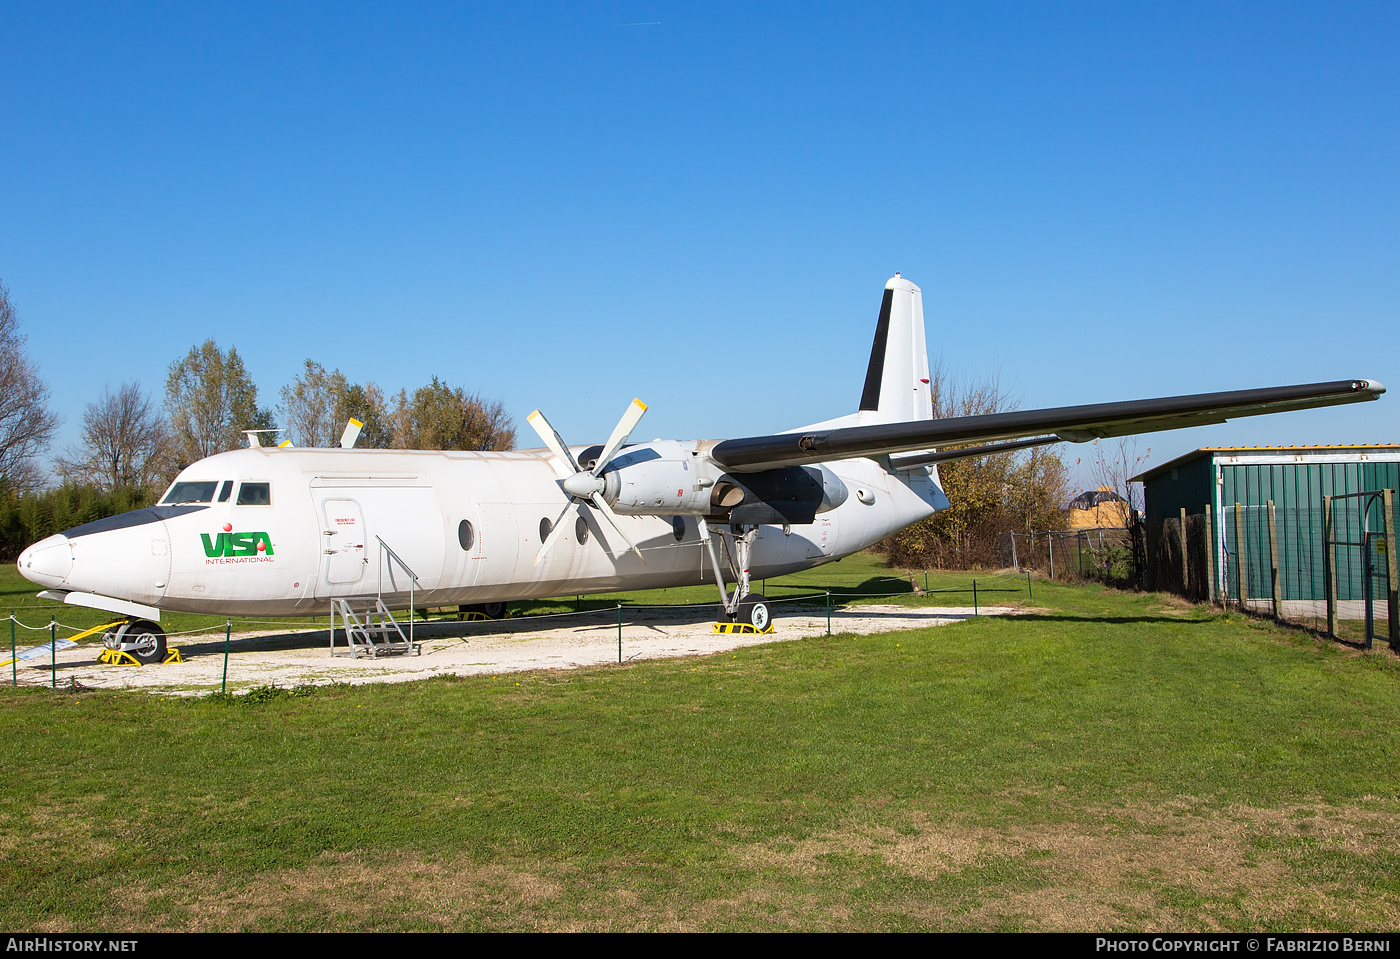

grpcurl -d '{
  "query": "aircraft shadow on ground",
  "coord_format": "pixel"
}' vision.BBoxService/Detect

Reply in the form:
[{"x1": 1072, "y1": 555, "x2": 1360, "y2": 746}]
[
  {"x1": 1012, "y1": 613, "x2": 1214, "y2": 626},
  {"x1": 143, "y1": 591, "x2": 1012, "y2": 661}
]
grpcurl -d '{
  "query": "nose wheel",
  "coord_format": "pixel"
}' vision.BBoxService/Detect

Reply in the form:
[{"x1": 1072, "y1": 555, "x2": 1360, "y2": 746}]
[{"x1": 100, "y1": 620, "x2": 168, "y2": 665}]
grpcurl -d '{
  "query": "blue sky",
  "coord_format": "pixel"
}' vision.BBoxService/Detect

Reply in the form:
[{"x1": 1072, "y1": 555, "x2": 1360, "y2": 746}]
[{"x1": 1, "y1": 2, "x2": 1395, "y2": 487}]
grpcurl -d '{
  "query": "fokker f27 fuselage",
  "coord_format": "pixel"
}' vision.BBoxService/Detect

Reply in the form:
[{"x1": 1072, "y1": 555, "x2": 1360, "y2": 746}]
[{"x1": 18, "y1": 442, "x2": 940, "y2": 618}]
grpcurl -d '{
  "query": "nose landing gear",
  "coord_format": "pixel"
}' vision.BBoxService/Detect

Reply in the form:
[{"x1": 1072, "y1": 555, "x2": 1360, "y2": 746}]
[{"x1": 97, "y1": 619, "x2": 179, "y2": 665}]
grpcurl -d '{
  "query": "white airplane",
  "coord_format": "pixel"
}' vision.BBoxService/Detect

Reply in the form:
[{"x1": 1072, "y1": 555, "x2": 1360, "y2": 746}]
[{"x1": 17, "y1": 275, "x2": 1384, "y2": 663}]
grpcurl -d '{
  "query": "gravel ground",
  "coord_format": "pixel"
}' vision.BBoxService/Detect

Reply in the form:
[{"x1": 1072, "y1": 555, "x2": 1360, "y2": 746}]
[{"x1": 8, "y1": 603, "x2": 1015, "y2": 696}]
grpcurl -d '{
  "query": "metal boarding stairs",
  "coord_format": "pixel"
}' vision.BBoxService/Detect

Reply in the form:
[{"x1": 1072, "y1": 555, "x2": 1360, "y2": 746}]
[{"x1": 329, "y1": 536, "x2": 423, "y2": 659}]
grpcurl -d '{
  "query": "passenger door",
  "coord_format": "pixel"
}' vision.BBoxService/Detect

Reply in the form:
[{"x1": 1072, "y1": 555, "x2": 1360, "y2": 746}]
[{"x1": 317, "y1": 497, "x2": 367, "y2": 595}]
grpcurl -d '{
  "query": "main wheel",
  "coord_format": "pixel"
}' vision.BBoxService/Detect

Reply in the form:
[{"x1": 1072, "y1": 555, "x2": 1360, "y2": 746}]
[
  {"x1": 125, "y1": 620, "x2": 167, "y2": 664},
  {"x1": 737, "y1": 594, "x2": 771, "y2": 631},
  {"x1": 459, "y1": 602, "x2": 509, "y2": 620}
]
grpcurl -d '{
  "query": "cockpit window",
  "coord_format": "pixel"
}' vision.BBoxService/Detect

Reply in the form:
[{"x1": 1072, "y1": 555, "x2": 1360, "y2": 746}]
[
  {"x1": 236, "y1": 482, "x2": 271, "y2": 506},
  {"x1": 161, "y1": 482, "x2": 219, "y2": 504},
  {"x1": 217, "y1": 481, "x2": 233, "y2": 503}
]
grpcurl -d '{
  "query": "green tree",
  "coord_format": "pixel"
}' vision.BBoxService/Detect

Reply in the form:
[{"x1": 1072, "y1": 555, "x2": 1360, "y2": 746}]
[
  {"x1": 387, "y1": 377, "x2": 515, "y2": 451},
  {"x1": 165, "y1": 341, "x2": 275, "y2": 464},
  {"x1": 279, "y1": 360, "x2": 391, "y2": 448}
]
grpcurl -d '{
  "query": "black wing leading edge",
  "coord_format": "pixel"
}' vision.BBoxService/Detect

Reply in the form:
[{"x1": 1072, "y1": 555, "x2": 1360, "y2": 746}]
[{"x1": 709, "y1": 379, "x2": 1385, "y2": 473}]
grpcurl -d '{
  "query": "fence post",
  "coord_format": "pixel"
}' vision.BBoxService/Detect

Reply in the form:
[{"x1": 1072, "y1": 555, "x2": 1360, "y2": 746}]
[
  {"x1": 1234, "y1": 503, "x2": 1246, "y2": 611},
  {"x1": 1268, "y1": 500, "x2": 1281, "y2": 622},
  {"x1": 1204, "y1": 503, "x2": 1217, "y2": 605},
  {"x1": 1026, "y1": 569, "x2": 1033, "y2": 601},
  {"x1": 222, "y1": 620, "x2": 231, "y2": 693},
  {"x1": 617, "y1": 604, "x2": 623, "y2": 664},
  {"x1": 1048, "y1": 534, "x2": 1054, "y2": 580},
  {"x1": 973, "y1": 579, "x2": 978, "y2": 616},
  {"x1": 825, "y1": 590, "x2": 831, "y2": 636},
  {"x1": 1324, "y1": 495, "x2": 1337, "y2": 638},
  {"x1": 9, "y1": 613, "x2": 14, "y2": 687},
  {"x1": 49, "y1": 615, "x2": 55, "y2": 690},
  {"x1": 1179, "y1": 508, "x2": 1189, "y2": 597},
  {"x1": 1384, "y1": 489, "x2": 1398, "y2": 651}
]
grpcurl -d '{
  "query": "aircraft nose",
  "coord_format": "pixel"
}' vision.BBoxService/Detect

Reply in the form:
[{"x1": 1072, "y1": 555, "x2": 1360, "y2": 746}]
[{"x1": 18, "y1": 534, "x2": 74, "y2": 588}]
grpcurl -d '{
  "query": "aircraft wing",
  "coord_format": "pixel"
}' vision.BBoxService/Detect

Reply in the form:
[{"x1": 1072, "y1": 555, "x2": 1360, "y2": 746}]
[{"x1": 709, "y1": 379, "x2": 1384, "y2": 473}]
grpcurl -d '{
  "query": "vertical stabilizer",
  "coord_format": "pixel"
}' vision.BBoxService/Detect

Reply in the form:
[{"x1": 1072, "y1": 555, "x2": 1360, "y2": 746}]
[{"x1": 858, "y1": 275, "x2": 930, "y2": 423}]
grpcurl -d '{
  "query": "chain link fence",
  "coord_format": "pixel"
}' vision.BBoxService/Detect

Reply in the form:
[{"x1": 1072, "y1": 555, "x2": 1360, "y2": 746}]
[{"x1": 999, "y1": 527, "x2": 1140, "y2": 585}]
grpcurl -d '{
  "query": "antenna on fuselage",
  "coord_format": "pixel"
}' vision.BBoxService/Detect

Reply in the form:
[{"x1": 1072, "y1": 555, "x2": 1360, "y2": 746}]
[
  {"x1": 242, "y1": 429, "x2": 284, "y2": 449},
  {"x1": 339, "y1": 418, "x2": 364, "y2": 449}
]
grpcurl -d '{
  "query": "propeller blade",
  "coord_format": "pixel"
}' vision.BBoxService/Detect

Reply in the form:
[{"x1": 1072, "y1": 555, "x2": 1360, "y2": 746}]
[
  {"x1": 589, "y1": 492, "x2": 645, "y2": 563},
  {"x1": 526, "y1": 409, "x2": 581, "y2": 477},
  {"x1": 534, "y1": 500, "x2": 579, "y2": 565},
  {"x1": 592, "y1": 398, "x2": 647, "y2": 476}
]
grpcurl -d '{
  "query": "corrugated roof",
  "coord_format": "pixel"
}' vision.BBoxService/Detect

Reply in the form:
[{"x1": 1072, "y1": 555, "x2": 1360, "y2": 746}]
[
  {"x1": 1192, "y1": 444, "x2": 1400, "y2": 452},
  {"x1": 1131, "y1": 445, "x2": 1400, "y2": 482}
]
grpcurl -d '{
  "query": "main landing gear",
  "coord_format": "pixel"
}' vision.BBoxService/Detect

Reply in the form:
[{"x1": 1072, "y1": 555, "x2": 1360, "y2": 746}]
[
  {"x1": 698, "y1": 520, "x2": 774, "y2": 634},
  {"x1": 458, "y1": 602, "x2": 510, "y2": 621}
]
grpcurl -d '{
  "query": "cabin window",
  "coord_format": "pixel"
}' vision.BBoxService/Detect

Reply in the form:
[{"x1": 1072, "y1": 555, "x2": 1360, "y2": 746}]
[
  {"x1": 458, "y1": 520, "x2": 475, "y2": 551},
  {"x1": 672, "y1": 516, "x2": 686, "y2": 541},
  {"x1": 217, "y1": 481, "x2": 233, "y2": 502},
  {"x1": 236, "y1": 482, "x2": 272, "y2": 506},
  {"x1": 162, "y1": 482, "x2": 218, "y2": 504},
  {"x1": 539, "y1": 517, "x2": 553, "y2": 543},
  {"x1": 575, "y1": 515, "x2": 589, "y2": 545}
]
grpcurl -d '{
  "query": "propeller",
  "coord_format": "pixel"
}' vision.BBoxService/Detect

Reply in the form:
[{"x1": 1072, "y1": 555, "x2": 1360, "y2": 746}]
[{"x1": 527, "y1": 398, "x2": 649, "y2": 565}]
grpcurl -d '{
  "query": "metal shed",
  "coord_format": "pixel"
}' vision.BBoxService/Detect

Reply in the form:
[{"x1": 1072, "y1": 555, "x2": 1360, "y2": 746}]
[{"x1": 1133, "y1": 447, "x2": 1400, "y2": 640}]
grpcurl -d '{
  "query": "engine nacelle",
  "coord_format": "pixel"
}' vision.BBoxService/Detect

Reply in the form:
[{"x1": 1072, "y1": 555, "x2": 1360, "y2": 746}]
[
  {"x1": 601, "y1": 440, "x2": 715, "y2": 515},
  {"x1": 599, "y1": 440, "x2": 848, "y2": 524}
]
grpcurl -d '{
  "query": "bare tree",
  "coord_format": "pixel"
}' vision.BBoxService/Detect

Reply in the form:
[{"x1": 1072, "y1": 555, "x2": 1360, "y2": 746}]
[
  {"x1": 885, "y1": 361, "x2": 1069, "y2": 568},
  {"x1": 1084, "y1": 437, "x2": 1149, "y2": 518},
  {"x1": 165, "y1": 341, "x2": 275, "y2": 464},
  {"x1": 279, "y1": 360, "x2": 391, "y2": 448},
  {"x1": 1075, "y1": 437, "x2": 1151, "y2": 585},
  {"x1": 0, "y1": 281, "x2": 60, "y2": 492},
  {"x1": 279, "y1": 360, "x2": 348, "y2": 448},
  {"x1": 54, "y1": 382, "x2": 173, "y2": 493},
  {"x1": 387, "y1": 377, "x2": 515, "y2": 451}
]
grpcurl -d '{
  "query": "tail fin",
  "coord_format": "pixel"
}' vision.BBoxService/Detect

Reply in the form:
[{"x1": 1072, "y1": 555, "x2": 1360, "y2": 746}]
[{"x1": 858, "y1": 274, "x2": 931, "y2": 423}]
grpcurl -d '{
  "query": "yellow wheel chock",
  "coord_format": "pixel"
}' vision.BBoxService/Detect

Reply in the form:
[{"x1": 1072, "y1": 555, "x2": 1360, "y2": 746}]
[
  {"x1": 96, "y1": 647, "x2": 184, "y2": 666},
  {"x1": 711, "y1": 622, "x2": 775, "y2": 635}
]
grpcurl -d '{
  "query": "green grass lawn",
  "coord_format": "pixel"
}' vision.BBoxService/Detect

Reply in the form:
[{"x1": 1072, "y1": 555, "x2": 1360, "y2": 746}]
[{"x1": 1, "y1": 554, "x2": 1398, "y2": 931}]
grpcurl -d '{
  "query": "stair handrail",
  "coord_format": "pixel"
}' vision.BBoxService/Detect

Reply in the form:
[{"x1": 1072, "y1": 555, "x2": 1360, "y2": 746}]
[{"x1": 376, "y1": 536, "x2": 420, "y2": 648}]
